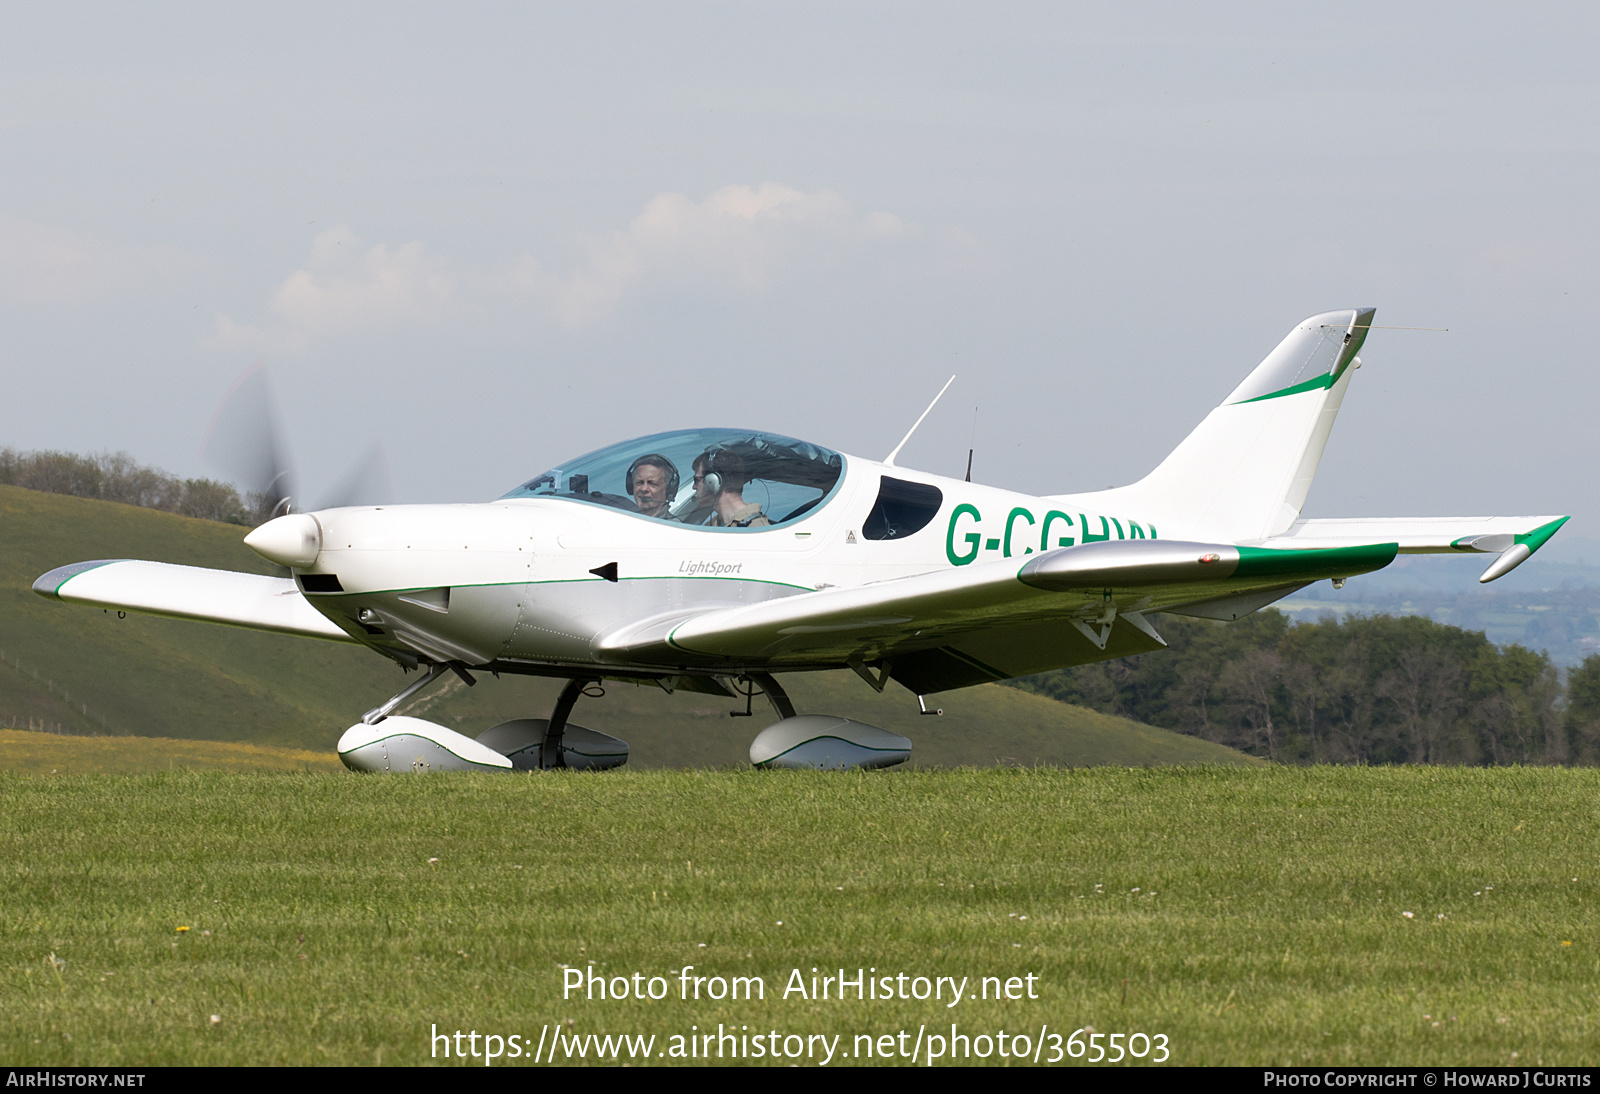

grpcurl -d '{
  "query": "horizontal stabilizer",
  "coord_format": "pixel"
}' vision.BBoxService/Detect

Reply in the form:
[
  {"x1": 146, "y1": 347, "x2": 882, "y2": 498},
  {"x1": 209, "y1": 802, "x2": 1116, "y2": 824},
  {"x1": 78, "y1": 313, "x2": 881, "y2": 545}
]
[
  {"x1": 32, "y1": 559, "x2": 354, "y2": 642},
  {"x1": 1016, "y1": 539, "x2": 1395, "y2": 591},
  {"x1": 1267, "y1": 515, "x2": 1568, "y2": 584},
  {"x1": 1267, "y1": 515, "x2": 1568, "y2": 554}
]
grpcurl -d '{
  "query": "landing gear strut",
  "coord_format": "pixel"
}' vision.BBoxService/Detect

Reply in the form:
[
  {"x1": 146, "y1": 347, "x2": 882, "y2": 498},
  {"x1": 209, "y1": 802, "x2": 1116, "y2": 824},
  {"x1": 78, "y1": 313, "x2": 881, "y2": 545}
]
[
  {"x1": 361, "y1": 661, "x2": 449, "y2": 724},
  {"x1": 540, "y1": 678, "x2": 600, "y2": 769},
  {"x1": 340, "y1": 664, "x2": 627, "y2": 773},
  {"x1": 729, "y1": 673, "x2": 797, "y2": 719}
]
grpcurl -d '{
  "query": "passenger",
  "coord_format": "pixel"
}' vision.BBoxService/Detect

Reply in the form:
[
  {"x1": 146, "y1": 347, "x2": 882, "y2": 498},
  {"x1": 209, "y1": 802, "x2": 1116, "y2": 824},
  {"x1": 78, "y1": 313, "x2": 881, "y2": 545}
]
[
  {"x1": 698, "y1": 449, "x2": 770, "y2": 528},
  {"x1": 625, "y1": 454, "x2": 679, "y2": 520},
  {"x1": 679, "y1": 453, "x2": 718, "y2": 525}
]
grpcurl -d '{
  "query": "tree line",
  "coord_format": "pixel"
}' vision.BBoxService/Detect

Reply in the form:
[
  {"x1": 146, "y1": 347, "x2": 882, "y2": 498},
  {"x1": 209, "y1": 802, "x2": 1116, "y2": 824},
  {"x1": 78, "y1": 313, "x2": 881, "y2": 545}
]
[
  {"x1": 0, "y1": 448, "x2": 274, "y2": 525},
  {"x1": 1012, "y1": 610, "x2": 1600, "y2": 766}
]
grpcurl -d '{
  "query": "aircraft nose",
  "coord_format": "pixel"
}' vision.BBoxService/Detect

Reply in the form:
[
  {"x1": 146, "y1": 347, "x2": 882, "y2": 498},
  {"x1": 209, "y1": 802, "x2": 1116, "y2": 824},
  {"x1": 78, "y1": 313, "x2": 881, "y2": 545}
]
[{"x1": 244, "y1": 513, "x2": 323, "y2": 568}]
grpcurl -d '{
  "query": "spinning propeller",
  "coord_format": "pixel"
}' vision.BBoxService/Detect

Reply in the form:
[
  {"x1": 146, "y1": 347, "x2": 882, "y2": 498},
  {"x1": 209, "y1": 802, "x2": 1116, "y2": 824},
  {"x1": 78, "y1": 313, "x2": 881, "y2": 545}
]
[{"x1": 201, "y1": 362, "x2": 392, "y2": 518}]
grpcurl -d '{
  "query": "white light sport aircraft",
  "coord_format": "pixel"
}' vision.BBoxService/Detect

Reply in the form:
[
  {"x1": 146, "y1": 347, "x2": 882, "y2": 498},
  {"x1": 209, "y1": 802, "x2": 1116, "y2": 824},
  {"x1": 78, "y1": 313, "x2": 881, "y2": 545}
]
[{"x1": 33, "y1": 309, "x2": 1567, "y2": 772}]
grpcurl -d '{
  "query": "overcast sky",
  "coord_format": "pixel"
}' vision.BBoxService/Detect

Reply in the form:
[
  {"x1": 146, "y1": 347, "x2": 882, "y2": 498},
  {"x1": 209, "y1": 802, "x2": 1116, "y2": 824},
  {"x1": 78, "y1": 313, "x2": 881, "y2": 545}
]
[{"x1": 2, "y1": 3, "x2": 1595, "y2": 561}]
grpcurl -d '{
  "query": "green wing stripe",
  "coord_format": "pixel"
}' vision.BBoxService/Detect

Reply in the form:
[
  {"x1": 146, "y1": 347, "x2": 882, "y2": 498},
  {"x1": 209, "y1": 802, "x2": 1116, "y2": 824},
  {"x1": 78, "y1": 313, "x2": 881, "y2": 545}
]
[{"x1": 1234, "y1": 543, "x2": 1398, "y2": 580}]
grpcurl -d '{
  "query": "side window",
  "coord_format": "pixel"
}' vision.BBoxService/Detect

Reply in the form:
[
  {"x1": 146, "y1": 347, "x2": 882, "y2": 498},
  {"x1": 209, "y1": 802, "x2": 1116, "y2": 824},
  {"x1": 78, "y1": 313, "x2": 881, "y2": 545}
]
[{"x1": 862, "y1": 477, "x2": 944, "y2": 541}]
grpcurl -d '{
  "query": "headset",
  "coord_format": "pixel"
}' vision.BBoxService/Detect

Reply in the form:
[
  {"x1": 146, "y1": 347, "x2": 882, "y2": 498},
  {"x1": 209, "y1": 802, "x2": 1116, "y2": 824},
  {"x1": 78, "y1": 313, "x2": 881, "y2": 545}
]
[
  {"x1": 624, "y1": 454, "x2": 679, "y2": 501},
  {"x1": 695, "y1": 448, "x2": 749, "y2": 496}
]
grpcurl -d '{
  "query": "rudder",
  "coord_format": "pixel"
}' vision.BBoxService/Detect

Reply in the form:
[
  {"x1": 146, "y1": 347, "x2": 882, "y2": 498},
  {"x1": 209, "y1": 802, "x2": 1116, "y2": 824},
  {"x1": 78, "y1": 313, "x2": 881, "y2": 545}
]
[{"x1": 1118, "y1": 308, "x2": 1374, "y2": 542}]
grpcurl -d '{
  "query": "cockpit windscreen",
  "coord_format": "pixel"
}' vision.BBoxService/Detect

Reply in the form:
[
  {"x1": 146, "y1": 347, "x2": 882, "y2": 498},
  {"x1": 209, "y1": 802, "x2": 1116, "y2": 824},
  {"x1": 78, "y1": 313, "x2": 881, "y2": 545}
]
[{"x1": 502, "y1": 429, "x2": 844, "y2": 530}]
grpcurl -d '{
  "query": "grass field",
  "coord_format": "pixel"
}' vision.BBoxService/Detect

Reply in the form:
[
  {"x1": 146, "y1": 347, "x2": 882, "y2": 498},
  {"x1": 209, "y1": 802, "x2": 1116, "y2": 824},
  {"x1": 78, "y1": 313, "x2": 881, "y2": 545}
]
[{"x1": 3, "y1": 766, "x2": 1596, "y2": 1066}]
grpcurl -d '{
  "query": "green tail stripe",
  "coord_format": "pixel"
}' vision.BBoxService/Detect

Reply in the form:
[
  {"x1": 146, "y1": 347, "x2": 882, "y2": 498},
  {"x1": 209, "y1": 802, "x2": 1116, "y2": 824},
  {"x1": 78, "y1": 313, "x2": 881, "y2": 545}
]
[{"x1": 1230, "y1": 372, "x2": 1336, "y2": 405}]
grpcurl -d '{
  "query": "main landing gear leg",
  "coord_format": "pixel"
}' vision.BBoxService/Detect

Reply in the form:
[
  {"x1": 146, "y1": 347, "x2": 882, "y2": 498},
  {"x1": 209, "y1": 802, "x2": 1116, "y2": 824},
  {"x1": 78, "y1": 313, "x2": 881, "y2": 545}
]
[
  {"x1": 747, "y1": 673, "x2": 797, "y2": 720},
  {"x1": 540, "y1": 678, "x2": 590, "y2": 770}
]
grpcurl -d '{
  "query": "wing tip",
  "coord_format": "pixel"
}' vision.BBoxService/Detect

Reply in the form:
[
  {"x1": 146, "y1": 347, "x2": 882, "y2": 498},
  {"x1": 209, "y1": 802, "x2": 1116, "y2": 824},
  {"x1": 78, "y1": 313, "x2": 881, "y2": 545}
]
[{"x1": 31, "y1": 559, "x2": 125, "y2": 599}]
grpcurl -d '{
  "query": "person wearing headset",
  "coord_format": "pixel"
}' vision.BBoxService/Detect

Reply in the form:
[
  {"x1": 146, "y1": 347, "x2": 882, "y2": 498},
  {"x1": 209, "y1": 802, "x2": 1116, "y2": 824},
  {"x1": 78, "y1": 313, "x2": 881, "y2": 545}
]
[
  {"x1": 625, "y1": 454, "x2": 679, "y2": 520},
  {"x1": 696, "y1": 448, "x2": 770, "y2": 528},
  {"x1": 679, "y1": 452, "x2": 718, "y2": 525}
]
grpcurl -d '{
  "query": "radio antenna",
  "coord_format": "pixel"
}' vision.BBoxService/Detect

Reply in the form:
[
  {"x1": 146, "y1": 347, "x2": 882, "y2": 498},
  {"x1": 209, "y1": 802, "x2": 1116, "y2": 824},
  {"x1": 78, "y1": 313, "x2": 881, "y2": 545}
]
[{"x1": 884, "y1": 375, "x2": 955, "y2": 467}]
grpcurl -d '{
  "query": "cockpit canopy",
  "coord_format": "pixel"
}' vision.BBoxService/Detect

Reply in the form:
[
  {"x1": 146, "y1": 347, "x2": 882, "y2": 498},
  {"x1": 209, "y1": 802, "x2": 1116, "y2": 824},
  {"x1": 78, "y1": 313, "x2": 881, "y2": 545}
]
[{"x1": 502, "y1": 428, "x2": 845, "y2": 530}]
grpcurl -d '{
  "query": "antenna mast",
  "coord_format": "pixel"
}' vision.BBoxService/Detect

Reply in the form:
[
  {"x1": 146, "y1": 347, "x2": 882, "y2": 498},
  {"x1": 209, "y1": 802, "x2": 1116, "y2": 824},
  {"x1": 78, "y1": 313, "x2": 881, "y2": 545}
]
[
  {"x1": 884, "y1": 375, "x2": 956, "y2": 467},
  {"x1": 965, "y1": 406, "x2": 977, "y2": 482}
]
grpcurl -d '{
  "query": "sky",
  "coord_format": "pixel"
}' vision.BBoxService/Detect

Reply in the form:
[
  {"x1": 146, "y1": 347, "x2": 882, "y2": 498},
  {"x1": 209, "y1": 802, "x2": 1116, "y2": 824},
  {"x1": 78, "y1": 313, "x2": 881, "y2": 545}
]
[{"x1": 1, "y1": 2, "x2": 1595, "y2": 566}]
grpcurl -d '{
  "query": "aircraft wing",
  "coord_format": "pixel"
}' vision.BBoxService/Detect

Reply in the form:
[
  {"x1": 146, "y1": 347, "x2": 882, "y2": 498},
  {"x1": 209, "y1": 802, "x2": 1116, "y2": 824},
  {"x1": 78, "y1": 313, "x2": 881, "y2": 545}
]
[
  {"x1": 1265, "y1": 515, "x2": 1567, "y2": 582},
  {"x1": 598, "y1": 539, "x2": 1399, "y2": 693},
  {"x1": 32, "y1": 559, "x2": 356, "y2": 643}
]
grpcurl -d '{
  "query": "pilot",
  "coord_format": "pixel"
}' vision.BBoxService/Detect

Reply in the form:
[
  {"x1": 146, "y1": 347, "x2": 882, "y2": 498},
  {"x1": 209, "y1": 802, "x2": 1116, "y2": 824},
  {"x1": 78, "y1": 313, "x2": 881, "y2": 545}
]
[
  {"x1": 698, "y1": 449, "x2": 770, "y2": 528},
  {"x1": 625, "y1": 454, "x2": 679, "y2": 520}
]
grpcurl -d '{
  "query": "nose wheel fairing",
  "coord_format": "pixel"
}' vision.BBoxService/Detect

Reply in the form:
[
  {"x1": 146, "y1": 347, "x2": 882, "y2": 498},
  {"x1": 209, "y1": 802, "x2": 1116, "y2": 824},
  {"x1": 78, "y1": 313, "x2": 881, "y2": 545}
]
[{"x1": 337, "y1": 716, "x2": 513, "y2": 773}]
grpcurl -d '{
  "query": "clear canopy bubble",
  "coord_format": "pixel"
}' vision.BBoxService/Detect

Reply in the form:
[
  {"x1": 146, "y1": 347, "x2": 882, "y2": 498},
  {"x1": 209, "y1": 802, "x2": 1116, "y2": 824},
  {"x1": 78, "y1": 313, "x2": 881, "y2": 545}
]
[{"x1": 502, "y1": 428, "x2": 845, "y2": 531}]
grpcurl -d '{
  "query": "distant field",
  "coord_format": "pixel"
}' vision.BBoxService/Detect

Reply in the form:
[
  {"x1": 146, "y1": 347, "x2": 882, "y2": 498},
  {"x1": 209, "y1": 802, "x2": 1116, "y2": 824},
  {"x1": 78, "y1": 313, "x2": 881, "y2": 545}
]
[
  {"x1": 2, "y1": 766, "x2": 1595, "y2": 1066},
  {"x1": 0, "y1": 729, "x2": 340, "y2": 775}
]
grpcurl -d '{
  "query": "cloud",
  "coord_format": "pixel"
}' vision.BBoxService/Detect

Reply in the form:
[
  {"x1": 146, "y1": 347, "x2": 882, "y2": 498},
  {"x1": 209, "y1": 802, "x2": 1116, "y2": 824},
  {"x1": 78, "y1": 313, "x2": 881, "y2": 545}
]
[
  {"x1": 217, "y1": 184, "x2": 937, "y2": 346},
  {"x1": 513, "y1": 183, "x2": 916, "y2": 325},
  {"x1": 216, "y1": 226, "x2": 462, "y2": 349},
  {"x1": 0, "y1": 217, "x2": 145, "y2": 303}
]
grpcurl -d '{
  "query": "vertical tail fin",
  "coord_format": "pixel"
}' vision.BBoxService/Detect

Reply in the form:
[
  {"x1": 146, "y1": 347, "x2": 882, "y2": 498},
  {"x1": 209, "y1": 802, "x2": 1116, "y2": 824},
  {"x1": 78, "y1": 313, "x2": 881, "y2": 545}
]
[{"x1": 1124, "y1": 308, "x2": 1374, "y2": 542}]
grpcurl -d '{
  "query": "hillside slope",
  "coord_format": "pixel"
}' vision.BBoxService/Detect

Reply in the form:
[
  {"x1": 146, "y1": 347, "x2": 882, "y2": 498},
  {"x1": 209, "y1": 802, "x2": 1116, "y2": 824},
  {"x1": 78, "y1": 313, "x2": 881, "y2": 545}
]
[{"x1": 0, "y1": 485, "x2": 1255, "y2": 767}]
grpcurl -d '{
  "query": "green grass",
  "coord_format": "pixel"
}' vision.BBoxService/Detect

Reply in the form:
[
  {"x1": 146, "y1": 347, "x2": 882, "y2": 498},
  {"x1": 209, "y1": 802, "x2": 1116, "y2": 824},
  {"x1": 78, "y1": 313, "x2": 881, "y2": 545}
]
[
  {"x1": 3, "y1": 766, "x2": 1596, "y2": 1066},
  {"x1": 0, "y1": 483, "x2": 1254, "y2": 767}
]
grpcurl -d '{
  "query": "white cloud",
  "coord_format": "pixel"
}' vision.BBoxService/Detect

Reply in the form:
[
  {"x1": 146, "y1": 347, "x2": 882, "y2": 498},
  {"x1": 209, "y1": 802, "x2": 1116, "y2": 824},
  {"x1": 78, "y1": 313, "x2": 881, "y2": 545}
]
[
  {"x1": 273, "y1": 227, "x2": 459, "y2": 329},
  {"x1": 0, "y1": 217, "x2": 142, "y2": 303},
  {"x1": 518, "y1": 182, "x2": 916, "y2": 325},
  {"x1": 217, "y1": 184, "x2": 936, "y2": 345},
  {"x1": 218, "y1": 226, "x2": 461, "y2": 349}
]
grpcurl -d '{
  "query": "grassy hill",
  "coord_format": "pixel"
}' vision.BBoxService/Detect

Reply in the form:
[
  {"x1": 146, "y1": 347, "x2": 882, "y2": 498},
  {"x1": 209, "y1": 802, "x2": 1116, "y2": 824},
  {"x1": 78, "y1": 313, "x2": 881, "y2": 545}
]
[
  {"x1": 0, "y1": 485, "x2": 1254, "y2": 768},
  {"x1": 0, "y1": 484, "x2": 400, "y2": 747}
]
